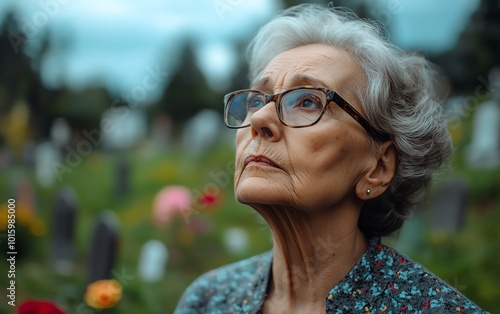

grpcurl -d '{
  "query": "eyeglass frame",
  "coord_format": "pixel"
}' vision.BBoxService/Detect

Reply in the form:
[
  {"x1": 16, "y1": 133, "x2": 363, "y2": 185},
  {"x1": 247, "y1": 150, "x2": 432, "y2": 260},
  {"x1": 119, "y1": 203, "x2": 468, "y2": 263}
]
[{"x1": 223, "y1": 85, "x2": 390, "y2": 141}]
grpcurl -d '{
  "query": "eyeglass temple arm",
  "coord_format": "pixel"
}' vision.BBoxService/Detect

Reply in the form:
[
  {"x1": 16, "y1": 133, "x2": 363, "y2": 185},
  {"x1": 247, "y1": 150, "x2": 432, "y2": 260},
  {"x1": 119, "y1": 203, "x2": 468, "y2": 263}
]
[{"x1": 331, "y1": 92, "x2": 390, "y2": 141}]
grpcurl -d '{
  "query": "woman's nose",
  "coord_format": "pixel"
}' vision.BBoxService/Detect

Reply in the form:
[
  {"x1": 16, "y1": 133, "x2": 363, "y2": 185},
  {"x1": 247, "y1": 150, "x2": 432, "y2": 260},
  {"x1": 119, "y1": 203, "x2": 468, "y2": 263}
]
[{"x1": 249, "y1": 101, "x2": 282, "y2": 141}]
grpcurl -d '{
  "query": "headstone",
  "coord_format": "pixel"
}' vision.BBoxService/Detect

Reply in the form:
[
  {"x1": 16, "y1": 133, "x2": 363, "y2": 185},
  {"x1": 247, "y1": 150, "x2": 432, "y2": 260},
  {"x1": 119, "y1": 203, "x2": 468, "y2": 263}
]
[
  {"x1": 51, "y1": 186, "x2": 78, "y2": 275},
  {"x1": 466, "y1": 100, "x2": 500, "y2": 168},
  {"x1": 223, "y1": 227, "x2": 249, "y2": 255},
  {"x1": 181, "y1": 109, "x2": 222, "y2": 154},
  {"x1": 102, "y1": 108, "x2": 147, "y2": 150},
  {"x1": 35, "y1": 141, "x2": 61, "y2": 187},
  {"x1": 138, "y1": 240, "x2": 169, "y2": 282},
  {"x1": 115, "y1": 158, "x2": 130, "y2": 196},
  {"x1": 430, "y1": 179, "x2": 469, "y2": 231},
  {"x1": 87, "y1": 211, "x2": 119, "y2": 284},
  {"x1": 50, "y1": 117, "x2": 71, "y2": 147}
]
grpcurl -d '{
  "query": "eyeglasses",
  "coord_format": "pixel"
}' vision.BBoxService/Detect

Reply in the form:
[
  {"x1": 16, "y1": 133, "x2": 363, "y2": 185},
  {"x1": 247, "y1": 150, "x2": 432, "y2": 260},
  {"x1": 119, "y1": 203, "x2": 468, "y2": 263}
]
[{"x1": 223, "y1": 85, "x2": 390, "y2": 141}]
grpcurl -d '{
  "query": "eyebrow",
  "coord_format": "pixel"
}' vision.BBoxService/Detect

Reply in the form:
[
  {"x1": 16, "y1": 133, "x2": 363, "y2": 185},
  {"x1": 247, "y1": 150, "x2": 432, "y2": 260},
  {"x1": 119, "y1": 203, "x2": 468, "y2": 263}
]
[{"x1": 251, "y1": 74, "x2": 329, "y2": 91}]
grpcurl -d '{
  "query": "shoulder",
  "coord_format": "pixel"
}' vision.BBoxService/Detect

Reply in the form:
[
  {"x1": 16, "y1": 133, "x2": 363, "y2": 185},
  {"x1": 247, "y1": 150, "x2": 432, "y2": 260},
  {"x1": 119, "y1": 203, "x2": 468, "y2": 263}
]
[
  {"x1": 368, "y1": 242, "x2": 486, "y2": 313},
  {"x1": 174, "y1": 251, "x2": 272, "y2": 314},
  {"x1": 328, "y1": 239, "x2": 487, "y2": 313}
]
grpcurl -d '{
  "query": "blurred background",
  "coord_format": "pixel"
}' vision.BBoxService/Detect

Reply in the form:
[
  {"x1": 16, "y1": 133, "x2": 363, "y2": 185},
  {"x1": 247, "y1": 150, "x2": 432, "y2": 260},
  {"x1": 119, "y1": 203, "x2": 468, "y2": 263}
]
[{"x1": 0, "y1": 0, "x2": 499, "y2": 313}]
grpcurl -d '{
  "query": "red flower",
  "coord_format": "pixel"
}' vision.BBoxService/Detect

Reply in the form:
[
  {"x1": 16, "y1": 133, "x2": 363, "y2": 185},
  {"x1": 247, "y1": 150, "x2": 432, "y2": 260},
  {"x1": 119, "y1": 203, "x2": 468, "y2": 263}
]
[
  {"x1": 18, "y1": 300, "x2": 65, "y2": 314},
  {"x1": 200, "y1": 193, "x2": 217, "y2": 206},
  {"x1": 198, "y1": 192, "x2": 220, "y2": 213}
]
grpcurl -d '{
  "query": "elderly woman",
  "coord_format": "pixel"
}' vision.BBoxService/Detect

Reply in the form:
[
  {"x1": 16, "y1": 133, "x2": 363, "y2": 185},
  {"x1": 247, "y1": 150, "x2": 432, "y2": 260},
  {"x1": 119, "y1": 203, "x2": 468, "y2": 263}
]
[{"x1": 175, "y1": 4, "x2": 486, "y2": 313}]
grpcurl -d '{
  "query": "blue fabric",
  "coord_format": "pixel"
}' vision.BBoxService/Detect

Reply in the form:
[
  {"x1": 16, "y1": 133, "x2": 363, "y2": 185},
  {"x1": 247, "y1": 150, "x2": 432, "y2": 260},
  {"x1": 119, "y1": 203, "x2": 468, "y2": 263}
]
[{"x1": 174, "y1": 237, "x2": 488, "y2": 313}]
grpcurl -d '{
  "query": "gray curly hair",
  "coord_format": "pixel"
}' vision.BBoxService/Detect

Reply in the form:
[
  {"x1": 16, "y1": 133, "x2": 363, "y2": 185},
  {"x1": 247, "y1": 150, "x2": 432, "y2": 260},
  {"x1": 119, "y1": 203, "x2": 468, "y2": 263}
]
[{"x1": 246, "y1": 4, "x2": 453, "y2": 237}]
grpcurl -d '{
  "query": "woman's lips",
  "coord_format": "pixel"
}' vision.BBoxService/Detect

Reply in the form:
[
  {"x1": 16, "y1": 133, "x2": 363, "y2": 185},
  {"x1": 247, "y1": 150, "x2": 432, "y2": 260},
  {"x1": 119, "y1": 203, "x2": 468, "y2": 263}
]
[{"x1": 244, "y1": 155, "x2": 280, "y2": 169}]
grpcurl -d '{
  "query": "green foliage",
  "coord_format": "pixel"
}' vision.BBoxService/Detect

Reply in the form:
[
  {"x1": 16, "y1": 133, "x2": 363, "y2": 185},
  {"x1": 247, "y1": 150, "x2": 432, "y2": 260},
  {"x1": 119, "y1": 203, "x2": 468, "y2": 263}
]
[
  {"x1": 1, "y1": 139, "x2": 498, "y2": 313},
  {"x1": 0, "y1": 143, "x2": 273, "y2": 314}
]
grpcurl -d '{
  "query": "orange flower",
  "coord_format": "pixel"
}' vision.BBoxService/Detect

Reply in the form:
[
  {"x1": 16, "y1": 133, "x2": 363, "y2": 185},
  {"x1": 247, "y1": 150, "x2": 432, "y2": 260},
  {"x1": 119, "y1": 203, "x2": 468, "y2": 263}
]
[{"x1": 84, "y1": 279, "x2": 122, "y2": 309}]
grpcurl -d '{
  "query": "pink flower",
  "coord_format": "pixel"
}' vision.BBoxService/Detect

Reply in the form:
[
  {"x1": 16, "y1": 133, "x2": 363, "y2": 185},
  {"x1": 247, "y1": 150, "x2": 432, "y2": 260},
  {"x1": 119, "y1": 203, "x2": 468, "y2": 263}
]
[{"x1": 153, "y1": 186, "x2": 192, "y2": 226}]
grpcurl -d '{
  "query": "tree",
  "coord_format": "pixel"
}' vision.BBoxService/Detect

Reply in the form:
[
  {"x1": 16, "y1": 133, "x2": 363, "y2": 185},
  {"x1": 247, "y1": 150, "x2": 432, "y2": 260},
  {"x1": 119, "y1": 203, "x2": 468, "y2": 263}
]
[
  {"x1": 153, "y1": 40, "x2": 224, "y2": 131},
  {"x1": 431, "y1": 0, "x2": 500, "y2": 93}
]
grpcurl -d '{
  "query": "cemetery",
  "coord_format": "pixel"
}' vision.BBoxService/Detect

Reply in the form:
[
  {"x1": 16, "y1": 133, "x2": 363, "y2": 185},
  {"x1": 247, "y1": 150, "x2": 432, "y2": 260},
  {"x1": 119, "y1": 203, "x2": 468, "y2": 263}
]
[
  {"x1": 1, "y1": 114, "x2": 499, "y2": 312},
  {"x1": 1, "y1": 1, "x2": 500, "y2": 313}
]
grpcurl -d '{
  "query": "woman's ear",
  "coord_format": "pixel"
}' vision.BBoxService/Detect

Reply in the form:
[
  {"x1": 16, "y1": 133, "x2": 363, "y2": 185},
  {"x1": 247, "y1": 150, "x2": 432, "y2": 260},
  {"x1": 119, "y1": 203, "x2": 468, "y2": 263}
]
[{"x1": 356, "y1": 141, "x2": 397, "y2": 200}]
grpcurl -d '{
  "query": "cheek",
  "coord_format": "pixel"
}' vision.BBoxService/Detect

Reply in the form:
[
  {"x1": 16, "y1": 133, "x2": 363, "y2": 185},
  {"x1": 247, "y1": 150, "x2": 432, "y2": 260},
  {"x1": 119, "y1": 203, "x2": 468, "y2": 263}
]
[
  {"x1": 302, "y1": 127, "x2": 367, "y2": 176},
  {"x1": 234, "y1": 130, "x2": 251, "y2": 181}
]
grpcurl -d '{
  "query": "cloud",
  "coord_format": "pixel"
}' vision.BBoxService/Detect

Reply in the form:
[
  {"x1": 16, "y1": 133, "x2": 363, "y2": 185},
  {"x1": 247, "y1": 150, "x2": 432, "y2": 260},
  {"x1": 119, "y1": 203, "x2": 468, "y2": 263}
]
[
  {"x1": 1, "y1": 0, "x2": 280, "y2": 97},
  {"x1": 385, "y1": 0, "x2": 480, "y2": 53}
]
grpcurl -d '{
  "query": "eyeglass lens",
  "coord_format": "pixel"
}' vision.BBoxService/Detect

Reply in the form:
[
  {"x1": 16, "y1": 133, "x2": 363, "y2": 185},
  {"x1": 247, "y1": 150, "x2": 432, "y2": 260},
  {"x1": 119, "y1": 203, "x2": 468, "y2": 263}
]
[{"x1": 226, "y1": 89, "x2": 326, "y2": 127}]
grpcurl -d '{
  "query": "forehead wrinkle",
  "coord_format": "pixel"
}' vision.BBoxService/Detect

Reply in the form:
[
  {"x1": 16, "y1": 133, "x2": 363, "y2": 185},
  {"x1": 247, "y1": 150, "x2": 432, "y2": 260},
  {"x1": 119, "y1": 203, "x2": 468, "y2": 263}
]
[
  {"x1": 289, "y1": 74, "x2": 328, "y2": 88},
  {"x1": 252, "y1": 44, "x2": 365, "y2": 107},
  {"x1": 251, "y1": 75, "x2": 274, "y2": 91},
  {"x1": 253, "y1": 73, "x2": 329, "y2": 92}
]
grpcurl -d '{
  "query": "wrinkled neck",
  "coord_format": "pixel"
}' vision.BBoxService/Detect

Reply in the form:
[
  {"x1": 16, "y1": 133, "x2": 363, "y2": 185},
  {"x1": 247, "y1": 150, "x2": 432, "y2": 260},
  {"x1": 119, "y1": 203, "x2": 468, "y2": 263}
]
[{"x1": 253, "y1": 204, "x2": 367, "y2": 313}]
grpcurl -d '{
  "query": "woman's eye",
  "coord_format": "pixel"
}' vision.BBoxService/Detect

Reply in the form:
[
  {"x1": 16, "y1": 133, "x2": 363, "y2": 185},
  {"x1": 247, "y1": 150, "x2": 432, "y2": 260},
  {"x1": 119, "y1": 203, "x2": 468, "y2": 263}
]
[
  {"x1": 300, "y1": 99, "x2": 319, "y2": 109},
  {"x1": 247, "y1": 95, "x2": 265, "y2": 110},
  {"x1": 296, "y1": 95, "x2": 321, "y2": 109}
]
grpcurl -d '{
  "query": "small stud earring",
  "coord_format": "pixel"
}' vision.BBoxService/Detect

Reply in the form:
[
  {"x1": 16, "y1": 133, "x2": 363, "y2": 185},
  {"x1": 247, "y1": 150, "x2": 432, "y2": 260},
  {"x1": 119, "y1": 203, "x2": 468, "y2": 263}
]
[{"x1": 366, "y1": 189, "x2": 371, "y2": 195}]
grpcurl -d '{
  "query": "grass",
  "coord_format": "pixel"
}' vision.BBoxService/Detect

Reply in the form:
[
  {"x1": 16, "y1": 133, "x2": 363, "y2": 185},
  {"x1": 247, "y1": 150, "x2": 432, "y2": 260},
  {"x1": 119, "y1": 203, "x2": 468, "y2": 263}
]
[{"x1": 1, "y1": 133, "x2": 498, "y2": 313}]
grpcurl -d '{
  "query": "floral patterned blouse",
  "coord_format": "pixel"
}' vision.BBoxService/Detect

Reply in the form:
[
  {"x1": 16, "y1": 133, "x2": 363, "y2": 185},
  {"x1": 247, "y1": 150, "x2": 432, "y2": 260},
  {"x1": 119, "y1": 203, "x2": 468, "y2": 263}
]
[{"x1": 174, "y1": 237, "x2": 487, "y2": 313}]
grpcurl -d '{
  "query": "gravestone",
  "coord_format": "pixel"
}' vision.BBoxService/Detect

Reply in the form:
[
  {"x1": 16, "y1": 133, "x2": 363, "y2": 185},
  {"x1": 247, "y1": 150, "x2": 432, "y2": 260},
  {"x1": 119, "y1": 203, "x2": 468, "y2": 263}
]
[
  {"x1": 466, "y1": 100, "x2": 500, "y2": 168},
  {"x1": 102, "y1": 108, "x2": 147, "y2": 150},
  {"x1": 115, "y1": 157, "x2": 130, "y2": 197},
  {"x1": 87, "y1": 211, "x2": 119, "y2": 284},
  {"x1": 35, "y1": 141, "x2": 60, "y2": 187},
  {"x1": 223, "y1": 227, "x2": 249, "y2": 255},
  {"x1": 138, "y1": 240, "x2": 169, "y2": 282},
  {"x1": 51, "y1": 186, "x2": 78, "y2": 275},
  {"x1": 430, "y1": 179, "x2": 469, "y2": 231},
  {"x1": 181, "y1": 109, "x2": 222, "y2": 154},
  {"x1": 50, "y1": 117, "x2": 71, "y2": 147}
]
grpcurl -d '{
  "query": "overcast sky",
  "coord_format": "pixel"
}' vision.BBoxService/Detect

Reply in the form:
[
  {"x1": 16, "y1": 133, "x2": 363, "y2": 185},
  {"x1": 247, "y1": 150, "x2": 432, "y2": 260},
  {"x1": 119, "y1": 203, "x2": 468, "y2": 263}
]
[{"x1": 0, "y1": 0, "x2": 479, "y2": 102}]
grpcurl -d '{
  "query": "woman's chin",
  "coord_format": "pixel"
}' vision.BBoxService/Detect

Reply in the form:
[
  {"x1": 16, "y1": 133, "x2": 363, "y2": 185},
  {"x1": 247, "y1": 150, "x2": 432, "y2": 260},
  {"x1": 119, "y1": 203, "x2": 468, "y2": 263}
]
[{"x1": 235, "y1": 177, "x2": 285, "y2": 205}]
